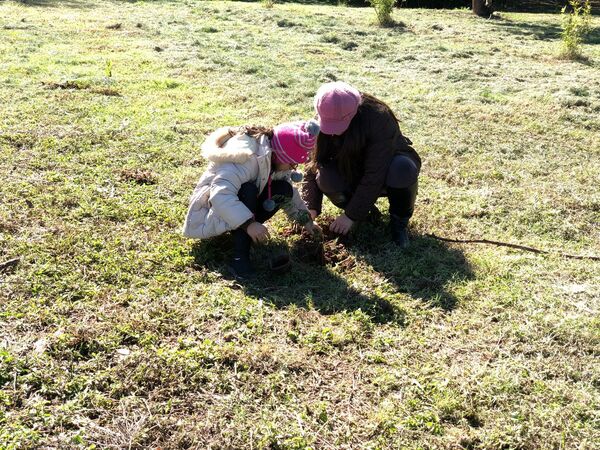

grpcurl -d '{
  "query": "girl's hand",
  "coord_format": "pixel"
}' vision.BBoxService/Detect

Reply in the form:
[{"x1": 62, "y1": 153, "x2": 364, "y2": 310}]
[
  {"x1": 308, "y1": 209, "x2": 319, "y2": 220},
  {"x1": 304, "y1": 220, "x2": 323, "y2": 237},
  {"x1": 246, "y1": 222, "x2": 270, "y2": 243},
  {"x1": 330, "y1": 213, "x2": 353, "y2": 235}
]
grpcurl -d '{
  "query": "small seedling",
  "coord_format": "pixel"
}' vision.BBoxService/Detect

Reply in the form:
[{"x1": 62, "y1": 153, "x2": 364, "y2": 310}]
[
  {"x1": 559, "y1": 0, "x2": 592, "y2": 60},
  {"x1": 368, "y1": 0, "x2": 396, "y2": 27}
]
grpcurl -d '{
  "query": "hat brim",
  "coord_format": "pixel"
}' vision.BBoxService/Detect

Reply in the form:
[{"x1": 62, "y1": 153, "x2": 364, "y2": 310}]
[{"x1": 319, "y1": 118, "x2": 351, "y2": 136}]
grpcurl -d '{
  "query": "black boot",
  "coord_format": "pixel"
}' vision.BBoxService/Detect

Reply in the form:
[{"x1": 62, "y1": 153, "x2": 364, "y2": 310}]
[
  {"x1": 269, "y1": 247, "x2": 291, "y2": 275},
  {"x1": 228, "y1": 228, "x2": 255, "y2": 279},
  {"x1": 366, "y1": 204, "x2": 382, "y2": 225},
  {"x1": 228, "y1": 182, "x2": 261, "y2": 279},
  {"x1": 387, "y1": 181, "x2": 418, "y2": 248},
  {"x1": 228, "y1": 255, "x2": 254, "y2": 279},
  {"x1": 389, "y1": 215, "x2": 410, "y2": 248}
]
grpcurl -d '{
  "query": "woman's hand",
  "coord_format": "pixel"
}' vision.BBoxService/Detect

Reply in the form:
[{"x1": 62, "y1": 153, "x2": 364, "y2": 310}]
[
  {"x1": 330, "y1": 213, "x2": 353, "y2": 235},
  {"x1": 304, "y1": 220, "x2": 323, "y2": 237},
  {"x1": 309, "y1": 209, "x2": 319, "y2": 220},
  {"x1": 246, "y1": 222, "x2": 270, "y2": 243}
]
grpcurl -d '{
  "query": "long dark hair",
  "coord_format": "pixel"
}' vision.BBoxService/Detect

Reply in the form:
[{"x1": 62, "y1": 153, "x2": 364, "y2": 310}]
[
  {"x1": 310, "y1": 93, "x2": 399, "y2": 184},
  {"x1": 231, "y1": 125, "x2": 274, "y2": 140}
]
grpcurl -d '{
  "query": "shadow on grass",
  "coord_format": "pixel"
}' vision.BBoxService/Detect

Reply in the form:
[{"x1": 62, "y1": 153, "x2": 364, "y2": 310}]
[
  {"x1": 192, "y1": 235, "x2": 405, "y2": 325},
  {"x1": 14, "y1": 0, "x2": 93, "y2": 8},
  {"x1": 349, "y1": 222, "x2": 474, "y2": 312},
  {"x1": 234, "y1": 0, "x2": 350, "y2": 6},
  {"x1": 191, "y1": 221, "x2": 473, "y2": 324},
  {"x1": 493, "y1": 19, "x2": 600, "y2": 45}
]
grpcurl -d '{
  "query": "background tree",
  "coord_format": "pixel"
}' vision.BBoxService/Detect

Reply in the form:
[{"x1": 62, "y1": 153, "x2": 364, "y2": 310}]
[{"x1": 473, "y1": 0, "x2": 493, "y2": 16}]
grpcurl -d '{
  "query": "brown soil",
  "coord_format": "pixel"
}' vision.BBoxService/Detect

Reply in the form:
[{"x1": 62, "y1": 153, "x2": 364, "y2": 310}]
[
  {"x1": 292, "y1": 222, "x2": 356, "y2": 270},
  {"x1": 119, "y1": 168, "x2": 157, "y2": 185}
]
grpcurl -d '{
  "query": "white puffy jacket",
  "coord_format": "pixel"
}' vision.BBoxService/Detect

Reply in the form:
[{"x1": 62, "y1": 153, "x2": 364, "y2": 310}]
[{"x1": 182, "y1": 127, "x2": 309, "y2": 239}]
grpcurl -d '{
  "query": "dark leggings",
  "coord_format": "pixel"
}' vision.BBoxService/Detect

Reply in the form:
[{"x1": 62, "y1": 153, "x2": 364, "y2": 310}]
[
  {"x1": 316, "y1": 154, "x2": 419, "y2": 219},
  {"x1": 232, "y1": 180, "x2": 293, "y2": 258}
]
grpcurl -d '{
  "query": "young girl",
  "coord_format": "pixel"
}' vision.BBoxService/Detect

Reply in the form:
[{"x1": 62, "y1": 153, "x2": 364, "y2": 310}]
[
  {"x1": 302, "y1": 82, "x2": 421, "y2": 248},
  {"x1": 183, "y1": 121, "x2": 321, "y2": 278}
]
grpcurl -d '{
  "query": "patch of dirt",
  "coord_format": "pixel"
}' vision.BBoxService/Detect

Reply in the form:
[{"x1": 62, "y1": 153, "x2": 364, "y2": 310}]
[
  {"x1": 292, "y1": 223, "x2": 356, "y2": 270},
  {"x1": 42, "y1": 81, "x2": 121, "y2": 96},
  {"x1": 43, "y1": 80, "x2": 88, "y2": 90},
  {"x1": 119, "y1": 168, "x2": 157, "y2": 185},
  {"x1": 0, "y1": 257, "x2": 20, "y2": 274},
  {"x1": 0, "y1": 220, "x2": 20, "y2": 233},
  {"x1": 90, "y1": 87, "x2": 121, "y2": 97},
  {"x1": 187, "y1": 158, "x2": 205, "y2": 167}
]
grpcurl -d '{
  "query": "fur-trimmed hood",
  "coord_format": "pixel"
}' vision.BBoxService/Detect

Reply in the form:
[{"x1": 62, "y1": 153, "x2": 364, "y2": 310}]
[{"x1": 200, "y1": 127, "x2": 264, "y2": 164}]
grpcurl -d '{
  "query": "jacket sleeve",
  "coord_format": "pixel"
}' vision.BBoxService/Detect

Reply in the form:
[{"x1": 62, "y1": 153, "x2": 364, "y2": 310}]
[
  {"x1": 208, "y1": 161, "x2": 256, "y2": 230},
  {"x1": 344, "y1": 112, "x2": 397, "y2": 222},
  {"x1": 301, "y1": 168, "x2": 323, "y2": 215}
]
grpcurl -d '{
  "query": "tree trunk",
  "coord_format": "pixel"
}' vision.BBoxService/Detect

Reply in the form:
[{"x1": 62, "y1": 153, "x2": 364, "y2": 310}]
[{"x1": 473, "y1": 0, "x2": 492, "y2": 17}]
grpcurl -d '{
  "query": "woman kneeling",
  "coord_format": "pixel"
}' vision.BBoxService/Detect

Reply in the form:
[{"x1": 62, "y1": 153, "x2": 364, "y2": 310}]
[{"x1": 303, "y1": 82, "x2": 421, "y2": 248}]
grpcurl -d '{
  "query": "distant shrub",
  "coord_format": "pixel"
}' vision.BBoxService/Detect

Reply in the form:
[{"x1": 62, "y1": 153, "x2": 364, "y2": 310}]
[
  {"x1": 261, "y1": 0, "x2": 275, "y2": 8},
  {"x1": 368, "y1": 0, "x2": 396, "y2": 26},
  {"x1": 321, "y1": 33, "x2": 341, "y2": 44},
  {"x1": 559, "y1": 0, "x2": 592, "y2": 60}
]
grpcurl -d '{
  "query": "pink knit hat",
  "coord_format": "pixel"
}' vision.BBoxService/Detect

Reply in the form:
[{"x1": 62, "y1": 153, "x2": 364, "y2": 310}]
[
  {"x1": 272, "y1": 120, "x2": 320, "y2": 164},
  {"x1": 314, "y1": 81, "x2": 362, "y2": 135}
]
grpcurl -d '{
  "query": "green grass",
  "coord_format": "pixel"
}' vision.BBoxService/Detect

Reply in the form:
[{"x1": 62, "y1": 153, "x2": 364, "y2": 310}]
[{"x1": 1, "y1": 0, "x2": 599, "y2": 448}]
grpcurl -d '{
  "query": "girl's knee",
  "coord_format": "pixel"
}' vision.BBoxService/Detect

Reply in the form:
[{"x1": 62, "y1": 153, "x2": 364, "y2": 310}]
[
  {"x1": 238, "y1": 182, "x2": 259, "y2": 202},
  {"x1": 270, "y1": 180, "x2": 293, "y2": 198},
  {"x1": 386, "y1": 155, "x2": 419, "y2": 189}
]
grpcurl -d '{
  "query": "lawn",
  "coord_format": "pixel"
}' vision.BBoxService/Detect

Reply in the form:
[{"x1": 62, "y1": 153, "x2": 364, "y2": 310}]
[{"x1": 1, "y1": 0, "x2": 599, "y2": 448}]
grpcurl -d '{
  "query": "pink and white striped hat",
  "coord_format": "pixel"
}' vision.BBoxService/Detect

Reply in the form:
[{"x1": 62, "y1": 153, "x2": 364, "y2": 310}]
[{"x1": 271, "y1": 120, "x2": 320, "y2": 165}]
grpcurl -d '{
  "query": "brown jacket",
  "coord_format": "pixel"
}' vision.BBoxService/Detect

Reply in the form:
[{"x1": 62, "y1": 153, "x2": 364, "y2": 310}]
[{"x1": 302, "y1": 105, "x2": 421, "y2": 221}]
